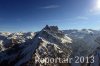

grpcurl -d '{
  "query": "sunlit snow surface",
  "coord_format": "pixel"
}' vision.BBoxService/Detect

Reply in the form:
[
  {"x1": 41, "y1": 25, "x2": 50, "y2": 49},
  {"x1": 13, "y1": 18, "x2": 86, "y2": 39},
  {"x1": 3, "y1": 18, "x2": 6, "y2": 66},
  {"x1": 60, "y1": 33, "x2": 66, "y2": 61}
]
[{"x1": 0, "y1": 26, "x2": 100, "y2": 66}]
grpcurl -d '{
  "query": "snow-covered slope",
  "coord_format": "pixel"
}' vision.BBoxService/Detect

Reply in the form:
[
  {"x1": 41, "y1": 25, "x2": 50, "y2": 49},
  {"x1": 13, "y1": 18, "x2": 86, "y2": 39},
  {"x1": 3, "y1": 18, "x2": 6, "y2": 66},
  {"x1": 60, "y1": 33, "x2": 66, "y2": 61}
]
[
  {"x1": 0, "y1": 26, "x2": 100, "y2": 66},
  {"x1": 89, "y1": 37, "x2": 100, "y2": 66},
  {"x1": 62, "y1": 29, "x2": 100, "y2": 66},
  {"x1": 63, "y1": 29, "x2": 100, "y2": 39},
  {"x1": 0, "y1": 25, "x2": 72, "y2": 66},
  {"x1": 63, "y1": 29, "x2": 100, "y2": 56},
  {"x1": 24, "y1": 25, "x2": 72, "y2": 66}
]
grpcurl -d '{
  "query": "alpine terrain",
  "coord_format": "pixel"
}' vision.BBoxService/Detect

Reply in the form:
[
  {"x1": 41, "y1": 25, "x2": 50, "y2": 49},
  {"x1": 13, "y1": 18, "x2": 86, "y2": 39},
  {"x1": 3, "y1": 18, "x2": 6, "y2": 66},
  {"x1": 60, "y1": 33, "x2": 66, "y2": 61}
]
[{"x1": 0, "y1": 25, "x2": 100, "y2": 66}]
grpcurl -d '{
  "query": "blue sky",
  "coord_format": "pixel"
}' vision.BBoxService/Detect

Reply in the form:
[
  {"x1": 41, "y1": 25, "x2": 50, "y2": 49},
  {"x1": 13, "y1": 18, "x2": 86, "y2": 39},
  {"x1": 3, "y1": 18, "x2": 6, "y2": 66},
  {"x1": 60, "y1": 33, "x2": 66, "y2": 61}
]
[{"x1": 0, "y1": 0, "x2": 100, "y2": 32}]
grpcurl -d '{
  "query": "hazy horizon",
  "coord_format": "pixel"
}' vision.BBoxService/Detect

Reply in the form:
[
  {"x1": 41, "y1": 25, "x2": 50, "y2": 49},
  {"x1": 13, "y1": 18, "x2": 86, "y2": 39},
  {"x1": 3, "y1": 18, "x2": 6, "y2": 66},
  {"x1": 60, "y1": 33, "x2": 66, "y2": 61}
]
[{"x1": 0, "y1": 25, "x2": 100, "y2": 33}]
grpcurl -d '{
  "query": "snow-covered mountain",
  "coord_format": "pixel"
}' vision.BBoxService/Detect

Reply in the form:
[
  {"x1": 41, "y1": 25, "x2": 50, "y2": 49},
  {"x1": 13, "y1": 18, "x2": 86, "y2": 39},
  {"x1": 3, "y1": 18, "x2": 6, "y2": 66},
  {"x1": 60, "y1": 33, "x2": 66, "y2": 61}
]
[
  {"x1": 63, "y1": 29, "x2": 100, "y2": 66},
  {"x1": 63, "y1": 29, "x2": 100, "y2": 39},
  {"x1": 0, "y1": 25, "x2": 72, "y2": 66},
  {"x1": 0, "y1": 26, "x2": 100, "y2": 66},
  {"x1": 63, "y1": 29, "x2": 100, "y2": 56},
  {"x1": 0, "y1": 32, "x2": 35, "y2": 51}
]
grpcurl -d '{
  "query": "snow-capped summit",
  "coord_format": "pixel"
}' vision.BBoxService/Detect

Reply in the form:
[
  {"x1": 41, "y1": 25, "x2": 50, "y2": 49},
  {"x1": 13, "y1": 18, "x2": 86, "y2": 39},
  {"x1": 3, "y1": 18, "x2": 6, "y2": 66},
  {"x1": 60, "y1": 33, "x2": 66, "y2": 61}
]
[
  {"x1": 0, "y1": 25, "x2": 72, "y2": 66},
  {"x1": 0, "y1": 26, "x2": 100, "y2": 66},
  {"x1": 22, "y1": 25, "x2": 72, "y2": 66}
]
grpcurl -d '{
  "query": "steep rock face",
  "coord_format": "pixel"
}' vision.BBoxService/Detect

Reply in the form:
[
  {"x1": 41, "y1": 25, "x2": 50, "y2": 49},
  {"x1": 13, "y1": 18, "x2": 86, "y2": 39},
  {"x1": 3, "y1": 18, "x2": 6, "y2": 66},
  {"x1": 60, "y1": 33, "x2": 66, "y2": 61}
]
[
  {"x1": 63, "y1": 29, "x2": 100, "y2": 57},
  {"x1": 25, "y1": 25, "x2": 72, "y2": 66},
  {"x1": 0, "y1": 32, "x2": 35, "y2": 66},
  {"x1": 0, "y1": 25, "x2": 72, "y2": 66},
  {"x1": 1, "y1": 26, "x2": 100, "y2": 66},
  {"x1": 89, "y1": 47, "x2": 100, "y2": 66},
  {"x1": 83, "y1": 36, "x2": 100, "y2": 66}
]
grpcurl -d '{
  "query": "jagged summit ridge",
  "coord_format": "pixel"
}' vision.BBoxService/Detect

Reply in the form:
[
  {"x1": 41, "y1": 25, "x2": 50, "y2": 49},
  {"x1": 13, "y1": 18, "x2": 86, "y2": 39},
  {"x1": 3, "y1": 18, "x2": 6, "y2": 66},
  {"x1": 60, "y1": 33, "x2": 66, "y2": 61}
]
[
  {"x1": 43, "y1": 25, "x2": 58, "y2": 32},
  {"x1": 0, "y1": 25, "x2": 72, "y2": 66},
  {"x1": 0, "y1": 25, "x2": 100, "y2": 66},
  {"x1": 25, "y1": 25, "x2": 72, "y2": 66}
]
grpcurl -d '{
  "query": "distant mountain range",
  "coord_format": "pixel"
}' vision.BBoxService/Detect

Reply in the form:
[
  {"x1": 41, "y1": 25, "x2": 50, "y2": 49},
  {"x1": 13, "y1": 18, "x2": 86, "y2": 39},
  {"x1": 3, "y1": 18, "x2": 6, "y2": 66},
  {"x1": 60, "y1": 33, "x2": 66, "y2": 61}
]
[{"x1": 0, "y1": 25, "x2": 100, "y2": 66}]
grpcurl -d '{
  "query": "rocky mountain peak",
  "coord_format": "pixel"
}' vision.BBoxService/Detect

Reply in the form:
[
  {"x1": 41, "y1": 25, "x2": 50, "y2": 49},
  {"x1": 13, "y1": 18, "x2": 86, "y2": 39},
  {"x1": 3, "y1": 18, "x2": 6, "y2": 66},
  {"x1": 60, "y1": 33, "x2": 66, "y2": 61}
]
[
  {"x1": 0, "y1": 25, "x2": 72, "y2": 66},
  {"x1": 43, "y1": 25, "x2": 58, "y2": 31}
]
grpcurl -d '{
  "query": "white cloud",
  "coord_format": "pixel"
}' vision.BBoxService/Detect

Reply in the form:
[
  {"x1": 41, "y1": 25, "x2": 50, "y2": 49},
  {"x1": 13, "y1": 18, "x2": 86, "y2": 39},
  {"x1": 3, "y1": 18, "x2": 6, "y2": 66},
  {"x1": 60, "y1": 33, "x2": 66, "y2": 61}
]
[{"x1": 41, "y1": 5, "x2": 59, "y2": 9}]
